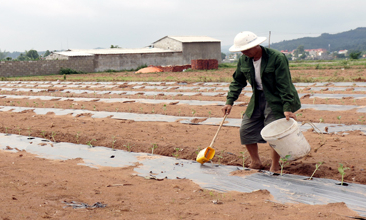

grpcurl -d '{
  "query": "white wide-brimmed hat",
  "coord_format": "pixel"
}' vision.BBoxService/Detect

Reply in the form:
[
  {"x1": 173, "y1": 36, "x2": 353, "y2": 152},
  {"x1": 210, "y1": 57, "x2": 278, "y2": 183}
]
[{"x1": 229, "y1": 31, "x2": 267, "y2": 52}]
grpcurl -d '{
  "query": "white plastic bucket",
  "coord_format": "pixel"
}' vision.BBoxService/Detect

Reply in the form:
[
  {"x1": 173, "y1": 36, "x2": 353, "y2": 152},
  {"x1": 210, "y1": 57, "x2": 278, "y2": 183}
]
[{"x1": 260, "y1": 118, "x2": 311, "y2": 161}]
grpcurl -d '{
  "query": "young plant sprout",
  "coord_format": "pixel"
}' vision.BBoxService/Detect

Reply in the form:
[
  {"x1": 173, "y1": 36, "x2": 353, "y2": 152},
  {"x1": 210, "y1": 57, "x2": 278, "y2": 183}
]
[
  {"x1": 191, "y1": 109, "x2": 196, "y2": 117},
  {"x1": 123, "y1": 143, "x2": 133, "y2": 152},
  {"x1": 239, "y1": 151, "x2": 247, "y2": 168},
  {"x1": 111, "y1": 136, "x2": 117, "y2": 151},
  {"x1": 17, "y1": 127, "x2": 21, "y2": 135},
  {"x1": 76, "y1": 132, "x2": 80, "y2": 144},
  {"x1": 162, "y1": 104, "x2": 167, "y2": 114},
  {"x1": 309, "y1": 162, "x2": 323, "y2": 180},
  {"x1": 151, "y1": 143, "x2": 158, "y2": 155},
  {"x1": 279, "y1": 155, "x2": 291, "y2": 176},
  {"x1": 337, "y1": 115, "x2": 342, "y2": 124},
  {"x1": 338, "y1": 163, "x2": 350, "y2": 186},
  {"x1": 86, "y1": 139, "x2": 96, "y2": 147},
  {"x1": 195, "y1": 147, "x2": 202, "y2": 155},
  {"x1": 172, "y1": 147, "x2": 180, "y2": 159},
  {"x1": 41, "y1": 130, "x2": 47, "y2": 139},
  {"x1": 51, "y1": 131, "x2": 57, "y2": 142},
  {"x1": 217, "y1": 155, "x2": 223, "y2": 165},
  {"x1": 319, "y1": 118, "x2": 324, "y2": 123}
]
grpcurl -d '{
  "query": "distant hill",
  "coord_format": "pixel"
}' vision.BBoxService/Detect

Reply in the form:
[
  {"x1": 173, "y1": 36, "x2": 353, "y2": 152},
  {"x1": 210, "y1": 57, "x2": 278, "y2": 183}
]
[{"x1": 271, "y1": 27, "x2": 366, "y2": 52}]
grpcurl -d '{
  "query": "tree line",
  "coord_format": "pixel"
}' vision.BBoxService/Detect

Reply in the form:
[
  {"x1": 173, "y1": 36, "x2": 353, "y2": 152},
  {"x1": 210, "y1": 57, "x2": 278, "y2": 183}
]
[{"x1": 0, "y1": 49, "x2": 51, "y2": 61}]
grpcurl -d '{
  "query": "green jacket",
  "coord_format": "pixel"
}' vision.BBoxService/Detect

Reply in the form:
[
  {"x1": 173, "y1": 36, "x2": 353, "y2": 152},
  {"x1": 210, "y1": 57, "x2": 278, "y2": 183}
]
[{"x1": 226, "y1": 46, "x2": 301, "y2": 119}]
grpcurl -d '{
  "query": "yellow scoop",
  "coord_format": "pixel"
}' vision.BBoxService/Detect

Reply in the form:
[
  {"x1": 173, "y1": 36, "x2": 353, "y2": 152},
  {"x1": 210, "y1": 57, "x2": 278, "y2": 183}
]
[{"x1": 196, "y1": 114, "x2": 228, "y2": 164}]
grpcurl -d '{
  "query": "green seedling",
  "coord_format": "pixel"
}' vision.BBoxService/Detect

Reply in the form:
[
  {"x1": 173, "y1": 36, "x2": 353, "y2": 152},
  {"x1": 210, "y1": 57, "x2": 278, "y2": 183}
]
[
  {"x1": 239, "y1": 151, "x2": 247, "y2": 168},
  {"x1": 51, "y1": 131, "x2": 57, "y2": 142},
  {"x1": 217, "y1": 155, "x2": 223, "y2": 165},
  {"x1": 151, "y1": 107, "x2": 155, "y2": 113},
  {"x1": 5, "y1": 127, "x2": 9, "y2": 134},
  {"x1": 319, "y1": 118, "x2": 324, "y2": 123},
  {"x1": 111, "y1": 136, "x2": 117, "y2": 151},
  {"x1": 337, "y1": 115, "x2": 342, "y2": 124},
  {"x1": 27, "y1": 127, "x2": 32, "y2": 137},
  {"x1": 86, "y1": 139, "x2": 96, "y2": 147},
  {"x1": 338, "y1": 163, "x2": 350, "y2": 186},
  {"x1": 191, "y1": 109, "x2": 196, "y2": 117},
  {"x1": 178, "y1": 109, "x2": 181, "y2": 116},
  {"x1": 140, "y1": 107, "x2": 143, "y2": 113},
  {"x1": 76, "y1": 132, "x2": 80, "y2": 144},
  {"x1": 195, "y1": 147, "x2": 202, "y2": 155},
  {"x1": 279, "y1": 155, "x2": 291, "y2": 176},
  {"x1": 313, "y1": 97, "x2": 316, "y2": 104},
  {"x1": 93, "y1": 105, "x2": 96, "y2": 111},
  {"x1": 115, "y1": 108, "x2": 119, "y2": 112},
  {"x1": 17, "y1": 127, "x2": 21, "y2": 135},
  {"x1": 151, "y1": 143, "x2": 158, "y2": 155},
  {"x1": 123, "y1": 143, "x2": 133, "y2": 152},
  {"x1": 309, "y1": 162, "x2": 323, "y2": 180},
  {"x1": 41, "y1": 130, "x2": 47, "y2": 139},
  {"x1": 172, "y1": 147, "x2": 180, "y2": 159},
  {"x1": 240, "y1": 111, "x2": 244, "y2": 119},
  {"x1": 358, "y1": 116, "x2": 365, "y2": 124},
  {"x1": 162, "y1": 104, "x2": 167, "y2": 114},
  {"x1": 208, "y1": 111, "x2": 212, "y2": 118}
]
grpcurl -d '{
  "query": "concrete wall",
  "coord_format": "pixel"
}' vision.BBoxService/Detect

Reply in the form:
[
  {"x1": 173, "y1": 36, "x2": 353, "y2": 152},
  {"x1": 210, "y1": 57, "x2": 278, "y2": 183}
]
[
  {"x1": 0, "y1": 57, "x2": 94, "y2": 77},
  {"x1": 94, "y1": 52, "x2": 183, "y2": 72},
  {"x1": 153, "y1": 38, "x2": 183, "y2": 51},
  {"x1": 182, "y1": 42, "x2": 221, "y2": 65}
]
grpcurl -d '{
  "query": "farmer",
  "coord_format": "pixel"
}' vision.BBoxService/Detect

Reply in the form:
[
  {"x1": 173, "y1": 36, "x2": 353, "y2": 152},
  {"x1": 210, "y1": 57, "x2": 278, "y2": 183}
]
[{"x1": 221, "y1": 31, "x2": 301, "y2": 172}]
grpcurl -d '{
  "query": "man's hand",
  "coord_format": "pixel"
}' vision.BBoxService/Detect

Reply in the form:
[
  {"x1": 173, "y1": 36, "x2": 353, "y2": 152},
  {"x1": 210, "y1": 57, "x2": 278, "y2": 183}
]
[
  {"x1": 284, "y1": 112, "x2": 297, "y2": 121},
  {"x1": 221, "y1": 105, "x2": 232, "y2": 116}
]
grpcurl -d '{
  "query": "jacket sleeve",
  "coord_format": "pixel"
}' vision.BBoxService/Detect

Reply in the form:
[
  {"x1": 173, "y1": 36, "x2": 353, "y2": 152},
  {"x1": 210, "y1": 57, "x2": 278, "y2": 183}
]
[
  {"x1": 226, "y1": 59, "x2": 247, "y2": 105},
  {"x1": 274, "y1": 54, "x2": 295, "y2": 112}
]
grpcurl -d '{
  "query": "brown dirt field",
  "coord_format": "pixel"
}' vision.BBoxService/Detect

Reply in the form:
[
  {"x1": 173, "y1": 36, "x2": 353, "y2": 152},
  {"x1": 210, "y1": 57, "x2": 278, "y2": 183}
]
[{"x1": 1, "y1": 68, "x2": 366, "y2": 219}]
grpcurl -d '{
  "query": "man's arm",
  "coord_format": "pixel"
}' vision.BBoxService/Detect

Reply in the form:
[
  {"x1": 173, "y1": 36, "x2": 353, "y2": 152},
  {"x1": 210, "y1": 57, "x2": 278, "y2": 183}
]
[
  {"x1": 274, "y1": 54, "x2": 296, "y2": 113},
  {"x1": 224, "y1": 59, "x2": 247, "y2": 115}
]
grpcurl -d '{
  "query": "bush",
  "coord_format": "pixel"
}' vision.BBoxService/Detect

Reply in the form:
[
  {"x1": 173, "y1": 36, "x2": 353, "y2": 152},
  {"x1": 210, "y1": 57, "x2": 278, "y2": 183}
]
[{"x1": 59, "y1": 68, "x2": 84, "y2": 75}]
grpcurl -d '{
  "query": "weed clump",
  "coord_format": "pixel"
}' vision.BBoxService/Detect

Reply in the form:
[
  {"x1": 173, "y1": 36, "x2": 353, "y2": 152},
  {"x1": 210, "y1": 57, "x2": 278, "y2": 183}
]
[{"x1": 59, "y1": 68, "x2": 84, "y2": 75}]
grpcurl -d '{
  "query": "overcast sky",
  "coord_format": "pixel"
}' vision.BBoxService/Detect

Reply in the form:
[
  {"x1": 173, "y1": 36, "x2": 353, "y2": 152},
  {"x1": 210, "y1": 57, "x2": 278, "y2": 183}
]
[{"x1": 1, "y1": 0, "x2": 365, "y2": 52}]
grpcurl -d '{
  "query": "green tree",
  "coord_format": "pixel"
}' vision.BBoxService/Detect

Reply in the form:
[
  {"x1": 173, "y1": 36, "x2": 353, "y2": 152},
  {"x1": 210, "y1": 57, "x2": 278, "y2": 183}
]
[
  {"x1": 110, "y1": 45, "x2": 119, "y2": 48},
  {"x1": 26, "y1": 50, "x2": 39, "y2": 60},
  {"x1": 221, "y1": 52, "x2": 226, "y2": 60},
  {"x1": 0, "y1": 49, "x2": 9, "y2": 60},
  {"x1": 349, "y1": 51, "x2": 362, "y2": 59},
  {"x1": 293, "y1": 45, "x2": 305, "y2": 58},
  {"x1": 17, "y1": 53, "x2": 27, "y2": 61},
  {"x1": 43, "y1": 50, "x2": 51, "y2": 57}
]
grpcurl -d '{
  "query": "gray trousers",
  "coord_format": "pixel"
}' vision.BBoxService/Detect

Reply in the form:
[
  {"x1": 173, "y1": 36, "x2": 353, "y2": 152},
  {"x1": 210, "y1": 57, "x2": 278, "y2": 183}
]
[{"x1": 240, "y1": 90, "x2": 280, "y2": 145}]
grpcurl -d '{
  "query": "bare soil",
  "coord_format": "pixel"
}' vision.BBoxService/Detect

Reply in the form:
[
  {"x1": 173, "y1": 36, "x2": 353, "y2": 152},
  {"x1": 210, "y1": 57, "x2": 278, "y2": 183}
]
[{"x1": 1, "y1": 68, "x2": 366, "y2": 219}]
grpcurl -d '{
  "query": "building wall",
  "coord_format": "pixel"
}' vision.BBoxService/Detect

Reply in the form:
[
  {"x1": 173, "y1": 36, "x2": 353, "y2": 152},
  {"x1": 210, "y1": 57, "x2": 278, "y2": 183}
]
[
  {"x1": 0, "y1": 57, "x2": 94, "y2": 77},
  {"x1": 182, "y1": 42, "x2": 221, "y2": 64},
  {"x1": 153, "y1": 38, "x2": 183, "y2": 51},
  {"x1": 45, "y1": 53, "x2": 70, "y2": 60},
  {"x1": 94, "y1": 52, "x2": 183, "y2": 72}
]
